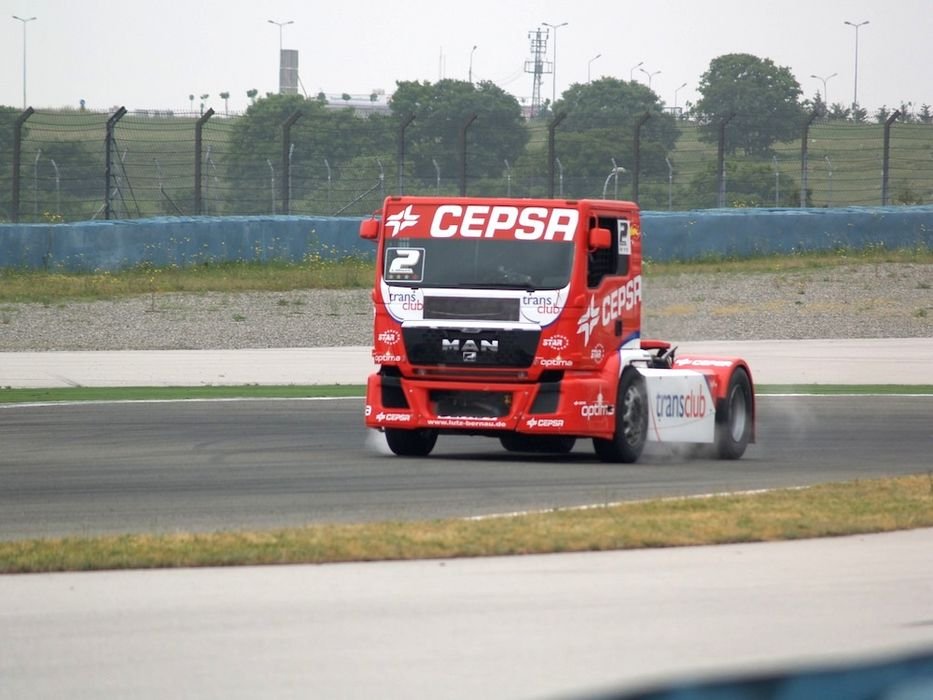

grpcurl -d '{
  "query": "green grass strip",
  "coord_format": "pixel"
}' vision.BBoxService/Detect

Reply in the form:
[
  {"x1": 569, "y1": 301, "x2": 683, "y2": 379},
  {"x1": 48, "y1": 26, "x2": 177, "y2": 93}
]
[
  {"x1": 1, "y1": 384, "x2": 931, "y2": 404},
  {"x1": 1, "y1": 247, "x2": 929, "y2": 303},
  {"x1": 2, "y1": 474, "x2": 931, "y2": 574},
  {"x1": 0, "y1": 384, "x2": 365, "y2": 404}
]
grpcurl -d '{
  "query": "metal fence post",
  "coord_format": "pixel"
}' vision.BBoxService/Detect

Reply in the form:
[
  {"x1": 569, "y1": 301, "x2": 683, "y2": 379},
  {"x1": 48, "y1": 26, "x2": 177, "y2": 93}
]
[
  {"x1": 397, "y1": 113, "x2": 415, "y2": 195},
  {"x1": 459, "y1": 113, "x2": 477, "y2": 196},
  {"x1": 800, "y1": 110, "x2": 819, "y2": 208},
  {"x1": 881, "y1": 110, "x2": 901, "y2": 205},
  {"x1": 194, "y1": 108, "x2": 214, "y2": 215},
  {"x1": 632, "y1": 111, "x2": 651, "y2": 204},
  {"x1": 717, "y1": 113, "x2": 735, "y2": 208},
  {"x1": 11, "y1": 107, "x2": 34, "y2": 223},
  {"x1": 10, "y1": 106, "x2": 933, "y2": 221},
  {"x1": 281, "y1": 110, "x2": 302, "y2": 215},
  {"x1": 547, "y1": 112, "x2": 566, "y2": 198},
  {"x1": 104, "y1": 106, "x2": 127, "y2": 220}
]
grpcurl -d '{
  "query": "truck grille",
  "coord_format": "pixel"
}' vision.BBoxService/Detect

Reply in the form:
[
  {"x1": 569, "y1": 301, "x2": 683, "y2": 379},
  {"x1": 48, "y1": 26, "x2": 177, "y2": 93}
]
[
  {"x1": 403, "y1": 327, "x2": 540, "y2": 368},
  {"x1": 423, "y1": 296, "x2": 520, "y2": 322},
  {"x1": 430, "y1": 390, "x2": 511, "y2": 418}
]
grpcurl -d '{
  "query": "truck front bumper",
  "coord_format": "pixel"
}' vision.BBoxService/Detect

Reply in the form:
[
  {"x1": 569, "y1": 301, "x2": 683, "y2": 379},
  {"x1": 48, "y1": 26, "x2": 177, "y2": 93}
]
[{"x1": 362, "y1": 371, "x2": 617, "y2": 439}]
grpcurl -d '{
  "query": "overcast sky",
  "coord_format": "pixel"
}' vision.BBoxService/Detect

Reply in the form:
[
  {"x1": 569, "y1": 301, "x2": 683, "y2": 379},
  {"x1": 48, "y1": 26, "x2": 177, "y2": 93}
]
[{"x1": 3, "y1": 0, "x2": 930, "y2": 115}]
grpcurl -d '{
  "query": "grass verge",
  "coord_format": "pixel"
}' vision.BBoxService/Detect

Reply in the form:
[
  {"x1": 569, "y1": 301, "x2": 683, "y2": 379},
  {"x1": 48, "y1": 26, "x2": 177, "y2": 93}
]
[
  {"x1": 643, "y1": 245, "x2": 932, "y2": 274},
  {"x1": 0, "y1": 384, "x2": 364, "y2": 404},
  {"x1": 0, "y1": 258, "x2": 374, "y2": 303},
  {"x1": 1, "y1": 384, "x2": 931, "y2": 404},
  {"x1": 1, "y1": 247, "x2": 929, "y2": 304},
  {"x1": 2, "y1": 474, "x2": 931, "y2": 574}
]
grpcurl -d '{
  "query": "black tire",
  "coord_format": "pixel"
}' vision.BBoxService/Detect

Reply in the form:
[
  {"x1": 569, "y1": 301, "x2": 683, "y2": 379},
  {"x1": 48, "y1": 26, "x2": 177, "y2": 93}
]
[
  {"x1": 499, "y1": 433, "x2": 577, "y2": 454},
  {"x1": 384, "y1": 428, "x2": 438, "y2": 457},
  {"x1": 715, "y1": 368, "x2": 753, "y2": 460},
  {"x1": 593, "y1": 369, "x2": 648, "y2": 463}
]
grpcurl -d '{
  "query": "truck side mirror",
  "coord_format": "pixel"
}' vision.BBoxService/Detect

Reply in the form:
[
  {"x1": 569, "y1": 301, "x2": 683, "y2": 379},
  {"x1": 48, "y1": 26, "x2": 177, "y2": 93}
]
[
  {"x1": 588, "y1": 226, "x2": 612, "y2": 250},
  {"x1": 359, "y1": 219, "x2": 379, "y2": 240}
]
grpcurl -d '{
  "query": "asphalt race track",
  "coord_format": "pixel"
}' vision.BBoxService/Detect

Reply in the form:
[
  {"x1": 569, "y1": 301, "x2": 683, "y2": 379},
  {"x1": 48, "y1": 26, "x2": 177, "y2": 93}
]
[
  {"x1": 1, "y1": 394, "x2": 931, "y2": 540},
  {"x1": 3, "y1": 390, "x2": 933, "y2": 699}
]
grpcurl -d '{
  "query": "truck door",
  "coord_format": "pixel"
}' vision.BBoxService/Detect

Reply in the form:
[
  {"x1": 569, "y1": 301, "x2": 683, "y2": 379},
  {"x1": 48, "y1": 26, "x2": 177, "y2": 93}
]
[
  {"x1": 587, "y1": 215, "x2": 631, "y2": 288},
  {"x1": 585, "y1": 214, "x2": 641, "y2": 348}
]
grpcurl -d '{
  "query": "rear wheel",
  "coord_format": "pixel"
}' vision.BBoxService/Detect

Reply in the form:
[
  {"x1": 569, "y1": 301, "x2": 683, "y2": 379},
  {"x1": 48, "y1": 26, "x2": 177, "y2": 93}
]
[
  {"x1": 499, "y1": 434, "x2": 576, "y2": 454},
  {"x1": 715, "y1": 368, "x2": 753, "y2": 460},
  {"x1": 384, "y1": 428, "x2": 438, "y2": 457},
  {"x1": 593, "y1": 370, "x2": 648, "y2": 463}
]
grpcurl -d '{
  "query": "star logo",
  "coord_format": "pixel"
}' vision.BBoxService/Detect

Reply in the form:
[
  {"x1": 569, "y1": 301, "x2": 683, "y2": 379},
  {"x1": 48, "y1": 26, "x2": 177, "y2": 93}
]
[
  {"x1": 576, "y1": 295, "x2": 600, "y2": 346},
  {"x1": 385, "y1": 205, "x2": 419, "y2": 237}
]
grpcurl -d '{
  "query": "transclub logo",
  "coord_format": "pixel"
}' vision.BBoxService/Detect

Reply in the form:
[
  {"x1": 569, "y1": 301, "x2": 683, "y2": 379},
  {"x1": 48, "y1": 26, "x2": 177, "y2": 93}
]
[
  {"x1": 523, "y1": 293, "x2": 563, "y2": 316},
  {"x1": 655, "y1": 390, "x2": 708, "y2": 419},
  {"x1": 385, "y1": 205, "x2": 420, "y2": 237},
  {"x1": 387, "y1": 290, "x2": 423, "y2": 312},
  {"x1": 590, "y1": 344, "x2": 606, "y2": 363}
]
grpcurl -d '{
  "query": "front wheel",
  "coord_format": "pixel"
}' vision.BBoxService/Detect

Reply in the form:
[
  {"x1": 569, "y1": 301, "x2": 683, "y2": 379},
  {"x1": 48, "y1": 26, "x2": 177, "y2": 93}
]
[
  {"x1": 384, "y1": 428, "x2": 438, "y2": 457},
  {"x1": 593, "y1": 369, "x2": 648, "y2": 463},
  {"x1": 715, "y1": 368, "x2": 753, "y2": 460}
]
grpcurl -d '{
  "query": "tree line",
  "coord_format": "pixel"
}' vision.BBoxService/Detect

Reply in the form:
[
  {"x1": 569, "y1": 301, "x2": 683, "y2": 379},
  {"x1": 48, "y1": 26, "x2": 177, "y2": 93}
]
[{"x1": 2, "y1": 52, "x2": 930, "y2": 221}]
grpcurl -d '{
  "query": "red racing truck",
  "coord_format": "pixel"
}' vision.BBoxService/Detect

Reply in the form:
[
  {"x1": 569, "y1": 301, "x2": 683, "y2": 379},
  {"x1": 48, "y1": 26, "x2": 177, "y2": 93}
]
[{"x1": 359, "y1": 196, "x2": 754, "y2": 462}]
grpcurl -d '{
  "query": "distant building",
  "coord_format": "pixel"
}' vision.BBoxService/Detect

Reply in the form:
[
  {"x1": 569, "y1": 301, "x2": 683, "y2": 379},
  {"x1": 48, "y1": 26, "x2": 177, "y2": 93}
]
[{"x1": 280, "y1": 49, "x2": 299, "y2": 94}]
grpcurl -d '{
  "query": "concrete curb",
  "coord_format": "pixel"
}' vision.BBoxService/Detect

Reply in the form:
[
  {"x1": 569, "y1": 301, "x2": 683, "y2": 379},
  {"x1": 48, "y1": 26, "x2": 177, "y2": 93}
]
[{"x1": 3, "y1": 339, "x2": 932, "y2": 389}]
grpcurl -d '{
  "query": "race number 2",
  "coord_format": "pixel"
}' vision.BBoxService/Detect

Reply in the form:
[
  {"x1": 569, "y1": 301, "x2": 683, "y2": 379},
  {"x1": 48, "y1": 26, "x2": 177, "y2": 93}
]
[{"x1": 385, "y1": 247, "x2": 425, "y2": 282}]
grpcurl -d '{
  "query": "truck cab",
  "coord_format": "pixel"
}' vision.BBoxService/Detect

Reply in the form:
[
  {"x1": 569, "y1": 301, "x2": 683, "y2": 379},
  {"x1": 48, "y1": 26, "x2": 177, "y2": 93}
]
[{"x1": 360, "y1": 196, "x2": 754, "y2": 462}]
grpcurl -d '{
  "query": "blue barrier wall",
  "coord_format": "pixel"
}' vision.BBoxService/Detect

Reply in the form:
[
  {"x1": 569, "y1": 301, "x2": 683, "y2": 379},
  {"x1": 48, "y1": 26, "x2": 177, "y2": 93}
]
[
  {"x1": 1, "y1": 207, "x2": 931, "y2": 271},
  {"x1": 0, "y1": 216, "x2": 370, "y2": 271},
  {"x1": 642, "y1": 206, "x2": 933, "y2": 261}
]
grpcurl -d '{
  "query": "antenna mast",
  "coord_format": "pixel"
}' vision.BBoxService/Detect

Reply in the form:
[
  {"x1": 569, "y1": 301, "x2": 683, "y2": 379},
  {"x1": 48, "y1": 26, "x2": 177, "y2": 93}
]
[{"x1": 524, "y1": 27, "x2": 552, "y2": 117}]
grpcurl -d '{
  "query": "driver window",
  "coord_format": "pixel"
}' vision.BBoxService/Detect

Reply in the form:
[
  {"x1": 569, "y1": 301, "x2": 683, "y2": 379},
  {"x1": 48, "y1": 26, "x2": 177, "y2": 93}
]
[{"x1": 588, "y1": 216, "x2": 630, "y2": 287}]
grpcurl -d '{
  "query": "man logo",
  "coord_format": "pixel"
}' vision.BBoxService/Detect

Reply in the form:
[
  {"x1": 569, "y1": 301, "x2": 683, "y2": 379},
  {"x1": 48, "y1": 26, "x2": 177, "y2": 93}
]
[{"x1": 442, "y1": 338, "x2": 498, "y2": 362}]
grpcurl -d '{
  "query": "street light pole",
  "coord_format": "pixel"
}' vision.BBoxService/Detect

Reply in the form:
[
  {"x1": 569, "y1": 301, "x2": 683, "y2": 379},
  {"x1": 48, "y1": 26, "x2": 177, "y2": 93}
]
[
  {"x1": 12, "y1": 15, "x2": 37, "y2": 109},
  {"x1": 844, "y1": 20, "x2": 869, "y2": 113},
  {"x1": 602, "y1": 166, "x2": 626, "y2": 199},
  {"x1": 673, "y1": 82, "x2": 687, "y2": 112},
  {"x1": 587, "y1": 53, "x2": 601, "y2": 82},
  {"x1": 542, "y1": 21, "x2": 568, "y2": 106},
  {"x1": 809, "y1": 72, "x2": 838, "y2": 108},
  {"x1": 639, "y1": 67, "x2": 661, "y2": 90},
  {"x1": 267, "y1": 18, "x2": 294, "y2": 54},
  {"x1": 268, "y1": 19, "x2": 294, "y2": 95},
  {"x1": 630, "y1": 61, "x2": 643, "y2": 81},
  {"x1": 469, "y1": 45, "x2": 477, "y2": 84}
]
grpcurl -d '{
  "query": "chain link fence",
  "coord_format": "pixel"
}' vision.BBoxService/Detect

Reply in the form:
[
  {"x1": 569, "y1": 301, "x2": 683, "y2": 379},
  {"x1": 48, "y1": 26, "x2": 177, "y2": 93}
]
[{"x1": 3, "y1": 107, "x2": 932, "y2": 223}]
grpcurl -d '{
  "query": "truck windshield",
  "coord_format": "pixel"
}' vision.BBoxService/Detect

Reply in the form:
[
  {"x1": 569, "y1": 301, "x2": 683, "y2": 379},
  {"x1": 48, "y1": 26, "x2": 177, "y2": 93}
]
[{"x1": 384, "y1": 238, "x2": 574, "y2": 290}]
